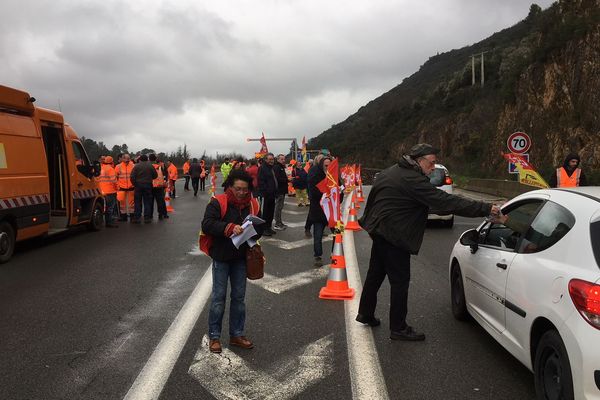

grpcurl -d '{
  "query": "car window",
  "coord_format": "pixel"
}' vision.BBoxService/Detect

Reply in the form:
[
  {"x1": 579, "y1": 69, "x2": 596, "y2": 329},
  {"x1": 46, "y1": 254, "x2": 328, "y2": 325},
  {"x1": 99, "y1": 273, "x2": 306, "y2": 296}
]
[
  {"x1": 429, "y1": 168, "x2": 446, "y2": 186},
  {"x1": 72, "y1": 142, "x2": 90, "y2": 167},
  {"x1": 479, "y1": 201, "x2": 543, "y2": 251},
  {"x1": 517, "y1": 201, "x2": 575, "y2": 254}
]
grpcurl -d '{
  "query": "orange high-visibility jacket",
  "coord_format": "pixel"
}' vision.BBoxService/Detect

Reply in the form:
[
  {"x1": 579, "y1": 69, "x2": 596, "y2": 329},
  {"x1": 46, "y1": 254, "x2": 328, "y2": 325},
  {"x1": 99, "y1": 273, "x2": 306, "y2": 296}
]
[
  {"x1": 183, "y1": 161, "x2": 190, "y2": 175},
  {"x1": 168, "y1": 164, "x2": 178, "y2": 181},
  {"x1": 152, "y1": 163, "x2": 166, "y2": 188},
  {"x1": 98, "y1": 164, "x2": 118, "y2": 195},
  {"x1": 556, "y1": 167, "x2": 581, "y2": 188},
  {"x1": 115, "y1": 161, "x2": 135, "y2": 190}
]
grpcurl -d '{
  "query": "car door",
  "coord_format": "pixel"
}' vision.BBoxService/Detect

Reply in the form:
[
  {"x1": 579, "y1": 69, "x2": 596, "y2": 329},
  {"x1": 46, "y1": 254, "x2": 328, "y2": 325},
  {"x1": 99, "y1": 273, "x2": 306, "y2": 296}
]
[{"x1": 464, "y1": 200, "x2": 544, "y2": 334}]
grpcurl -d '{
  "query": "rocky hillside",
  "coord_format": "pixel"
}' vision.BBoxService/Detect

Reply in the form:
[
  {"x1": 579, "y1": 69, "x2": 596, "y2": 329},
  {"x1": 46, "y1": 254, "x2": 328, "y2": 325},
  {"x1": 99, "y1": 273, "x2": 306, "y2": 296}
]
[{"x1": 310, "y1": 0, "x2": 600, "y2": 182}]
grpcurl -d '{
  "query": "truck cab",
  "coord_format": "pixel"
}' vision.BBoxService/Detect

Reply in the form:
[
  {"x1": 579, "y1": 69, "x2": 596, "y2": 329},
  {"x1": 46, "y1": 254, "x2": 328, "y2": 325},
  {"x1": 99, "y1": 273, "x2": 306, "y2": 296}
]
[{"x1": 0, "y1": 85, "x2": 104, "y2": 263}]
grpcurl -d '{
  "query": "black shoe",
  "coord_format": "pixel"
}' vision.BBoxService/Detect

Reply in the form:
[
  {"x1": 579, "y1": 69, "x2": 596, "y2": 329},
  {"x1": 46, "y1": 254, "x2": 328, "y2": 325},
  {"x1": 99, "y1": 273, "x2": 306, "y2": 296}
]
[
  {"x1": 262, "y1": 229, "x2": 274, "y2": 236},
  {"x1": 120, "y1": 216, "x2": 128, "y2": 222},
  {"x1": 355, "y1": 314, "x2": 381, "y2": 327},
  {"x1": 158, "y1": 215, "x2": 163, "y2": 220},
  {"x1": 130, "y1": 218, "x2": 141, "y2": 224},
  {"x1": 390, "y1": 326, "x2": 425, "y2": 341},
  {"x1": 144, "y1": 218, "x2": 152, "y2": 224},
  {"x1": 163, "y1": 214, "x2": 169, "y2": 219},
  {"x1": 106, "y1": 223, "x2": 119, "y2": 228},
  {"x1": 314, "y1": 256, "x2": 323, "y2": 267}
]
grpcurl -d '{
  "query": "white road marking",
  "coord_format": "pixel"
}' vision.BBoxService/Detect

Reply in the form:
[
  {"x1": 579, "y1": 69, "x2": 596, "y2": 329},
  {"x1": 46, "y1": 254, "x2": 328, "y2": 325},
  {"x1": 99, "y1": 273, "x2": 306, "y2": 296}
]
[
  {"x1": 283, "y1": 209, "x2": 304, "y2": 215},
  {"x1": 261, "y1": 235, "x2": 333, "y2": 250},
  {"x1": 250, "y1": 267, "x2": 329, "y2": 294},
  {"x1": 188, "y1": 334, "x2": 334, "y2": 400},
  {"x1": 342, "y1": 192, "x2": 390, "y2": 400},
  {"x1": 283, "y1": 221, "x2": 306, "y2": 228},
  {"x1": 187, "y1": 244, "x2": 207, "y2": 257},
  {"x1": 123, "y1": 267, "x2": 213, "y2": 400}
]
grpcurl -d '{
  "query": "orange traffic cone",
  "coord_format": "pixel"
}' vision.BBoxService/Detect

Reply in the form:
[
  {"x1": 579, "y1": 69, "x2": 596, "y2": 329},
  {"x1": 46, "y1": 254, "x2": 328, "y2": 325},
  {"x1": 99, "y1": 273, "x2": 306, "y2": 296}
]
[
  {"x1": 319, "y1": 234, "x2": 355, "y2": 300},
  {"x1": 351, "y1": 192, "x2": 361, "y2": 210},
  {"x1": 356, "y1": 186, "x2": 365, "y2": 203},
  {"x1": 345, "y1": 207, "x2": 361, "y2": 231},
  {"x1": 165, "y1": 190, "x2": 175, "y2": 212}
]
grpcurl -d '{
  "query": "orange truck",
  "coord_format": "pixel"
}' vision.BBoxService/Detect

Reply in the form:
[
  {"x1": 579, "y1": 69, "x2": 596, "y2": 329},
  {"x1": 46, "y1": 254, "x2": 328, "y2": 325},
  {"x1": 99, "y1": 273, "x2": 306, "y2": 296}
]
[{"x1": 0, "y1": 85, "x2": 104, "y2": 263}]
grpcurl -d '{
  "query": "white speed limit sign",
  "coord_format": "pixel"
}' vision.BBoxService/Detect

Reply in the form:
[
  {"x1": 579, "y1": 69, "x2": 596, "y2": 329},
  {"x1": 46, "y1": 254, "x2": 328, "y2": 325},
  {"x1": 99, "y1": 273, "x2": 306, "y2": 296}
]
[{"x1": 507, "y1": 131, "x2": 531, "y2": 154}]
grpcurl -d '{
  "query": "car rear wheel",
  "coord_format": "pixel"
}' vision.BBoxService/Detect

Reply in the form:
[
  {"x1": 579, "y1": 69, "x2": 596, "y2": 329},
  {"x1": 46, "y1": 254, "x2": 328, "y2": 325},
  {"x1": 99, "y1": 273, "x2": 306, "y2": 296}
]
[
  {"x1": 88, "y1": 202, "x2": 104, "y2": 231},
  {"x1": 534, "y1": 330, "x2": 574, "y2": 400},
  {"x1": 0, "y1": 221, "x2": 16, "y2": 264},
  {"x1": 450, "y1": 263, "x2": 469, "y2": 320}
]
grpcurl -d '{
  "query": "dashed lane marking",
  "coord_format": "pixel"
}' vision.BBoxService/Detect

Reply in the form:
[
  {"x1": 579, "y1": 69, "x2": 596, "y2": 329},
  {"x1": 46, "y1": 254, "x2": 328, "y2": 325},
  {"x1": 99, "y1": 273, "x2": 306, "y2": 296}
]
[
  {"x1": 261, "y1": 235, "x2": 333, "y2": 250},
  {"x1": 188, "y1": 334, "x2": 334, "y2": 400},
  {"x1": 123, "y1": 267, "x2": 213, "y2": 400},
  {"x1": 249, "y1": 267, "x2": 329, "y2": 294},
  {"x1": 283, "y1": 209, "x2": 304, "y2": 215}
]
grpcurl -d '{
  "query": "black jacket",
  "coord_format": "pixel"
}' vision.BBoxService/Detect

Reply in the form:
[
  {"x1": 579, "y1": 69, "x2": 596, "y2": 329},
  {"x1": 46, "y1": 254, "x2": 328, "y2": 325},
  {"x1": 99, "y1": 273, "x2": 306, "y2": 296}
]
[
  {"x1": 359, "y1": 156, "x2": 492, "y2": 254},
  {"x1": 201, "y1": 197, "x2": 263, "y2": 262},
  {"x1": 190, "y1": 162, "x2": 202, "y2": 179},
  {"x1": 291, "y1": 167, "x2": 308, "y2": 190},
  {"x1": 274, "y1": 163, "x2": 288, "y2": 195},
  {"x1": 307, "y1": 163, "x2": 328, "y2": 224},
  {"x1": 130, "y1": 161, "x2": 158, "y2": 186},
  {"x1": 548, "y1": 153, "x2": 587, "y2": 188},
  {"x1": 258, "y1": 163, "x2": 278, "y2": 197}
]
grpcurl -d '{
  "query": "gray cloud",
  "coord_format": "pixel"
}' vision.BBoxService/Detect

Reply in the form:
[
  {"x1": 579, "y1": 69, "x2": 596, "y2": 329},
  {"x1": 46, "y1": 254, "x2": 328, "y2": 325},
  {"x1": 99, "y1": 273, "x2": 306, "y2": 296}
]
[{"x1": 1, "y1": 0, "x2": 554, "y2": 157}]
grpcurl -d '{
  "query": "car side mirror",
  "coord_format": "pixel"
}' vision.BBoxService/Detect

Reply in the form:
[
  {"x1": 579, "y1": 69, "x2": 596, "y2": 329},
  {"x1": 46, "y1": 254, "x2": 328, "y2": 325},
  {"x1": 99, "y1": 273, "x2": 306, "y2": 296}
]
[
  {"x1": 91, "y1": 161, "x2": 101, "y2": 178},
  {"x1": 459, "y1": 229, "x2": 479, "y2": 253}
]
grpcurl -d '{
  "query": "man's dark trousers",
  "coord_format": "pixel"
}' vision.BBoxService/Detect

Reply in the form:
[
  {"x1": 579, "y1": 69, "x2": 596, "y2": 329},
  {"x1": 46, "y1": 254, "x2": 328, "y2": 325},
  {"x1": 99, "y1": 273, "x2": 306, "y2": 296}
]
[
  {"x1": 134, "y1": 183, "x2": 154, "y2": 220},
  {"x1": 358, "y1": 235, "x2": 411, "y2": 332},
  {"x1": 152, "y1": 187, "x2": 167, "y2": 217},
  {"x1": 191, "y1": 177, "x2": 200, "y2": 195},
  {"x1": 261, "y1": 195, "x2": 276, "y2": 230}
]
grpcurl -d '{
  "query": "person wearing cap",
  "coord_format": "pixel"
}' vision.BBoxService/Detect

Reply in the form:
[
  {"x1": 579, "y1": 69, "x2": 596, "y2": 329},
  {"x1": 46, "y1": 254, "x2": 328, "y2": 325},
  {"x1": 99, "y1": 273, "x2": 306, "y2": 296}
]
[
  {"x1": 548, "y1": 153, "x2": 587, "y2": 188},
  {"x1": 356, "y1": 143, "x2": 500, "y2": 341}
]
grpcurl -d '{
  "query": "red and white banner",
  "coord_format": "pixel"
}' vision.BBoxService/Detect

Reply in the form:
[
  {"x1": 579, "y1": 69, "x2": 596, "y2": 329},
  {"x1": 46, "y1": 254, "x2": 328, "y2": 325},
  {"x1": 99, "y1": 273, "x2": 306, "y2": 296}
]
[
  {"x1": 255, "y1": 132, "x2": 269, "y2": 159},
  {"x1": 316, "y1": 158, "x2": 341, "y2": 228}
]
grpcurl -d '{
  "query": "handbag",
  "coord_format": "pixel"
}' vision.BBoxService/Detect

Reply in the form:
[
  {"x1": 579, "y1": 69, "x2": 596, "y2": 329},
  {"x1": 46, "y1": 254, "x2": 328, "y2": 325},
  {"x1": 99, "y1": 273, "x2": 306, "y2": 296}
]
[{"x1": 246, "y1": 244, "x2": 265, "y2": 280}]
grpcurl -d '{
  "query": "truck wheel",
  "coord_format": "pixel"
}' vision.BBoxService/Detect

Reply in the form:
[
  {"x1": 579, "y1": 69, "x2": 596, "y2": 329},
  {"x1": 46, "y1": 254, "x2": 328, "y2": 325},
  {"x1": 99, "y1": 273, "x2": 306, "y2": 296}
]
[
  {"x1": 534, "y1": 330, "x2": 574, "y2": 400},
  {"x1": 88, "y1": 202, "x2": 104, "y2": 231},
  {"x1": 0, "y1": 221, "x2": 16, "y2": 264}
]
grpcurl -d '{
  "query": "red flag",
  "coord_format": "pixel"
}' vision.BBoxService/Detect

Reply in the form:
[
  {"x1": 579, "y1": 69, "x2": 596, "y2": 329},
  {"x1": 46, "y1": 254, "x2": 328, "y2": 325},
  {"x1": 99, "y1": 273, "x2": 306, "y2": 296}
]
[
  {"x1": 255, "y1": 132, "x2": 269, "y2": 158},
  {"x1": 316, "y1": 159, "x2": 341, "y2": 228}
]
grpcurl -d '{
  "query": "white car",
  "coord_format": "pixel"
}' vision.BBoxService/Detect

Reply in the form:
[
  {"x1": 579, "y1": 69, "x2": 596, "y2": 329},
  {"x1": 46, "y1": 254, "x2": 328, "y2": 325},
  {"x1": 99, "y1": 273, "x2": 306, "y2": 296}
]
[
  {"x1": 428, "y1": 163, "x2": 454, "y2": 227},
  {"x1": 449, "y1": 187, "x2": 600, "y2": 399}
]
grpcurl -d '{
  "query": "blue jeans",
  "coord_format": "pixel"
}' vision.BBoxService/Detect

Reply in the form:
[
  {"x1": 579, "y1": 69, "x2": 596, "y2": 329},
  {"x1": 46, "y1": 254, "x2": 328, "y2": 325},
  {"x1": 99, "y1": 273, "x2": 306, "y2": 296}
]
[
  {"x1": 134, "y1": 184, "x2": 153, "y2": 219},
  {"x1": 313, "y1": 222, "x2": 326, "y2": 257},
  {"x1": 104, "y1": 193, "x2": 118, "y2": 224},
  {"x1": 208, "y1": 259, "x2": 247, "y2": 339}
]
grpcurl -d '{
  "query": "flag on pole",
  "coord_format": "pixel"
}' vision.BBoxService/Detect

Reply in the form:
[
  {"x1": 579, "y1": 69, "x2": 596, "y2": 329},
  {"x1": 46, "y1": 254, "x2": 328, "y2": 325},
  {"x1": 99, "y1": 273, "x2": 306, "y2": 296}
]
[
  {"x1": 503, "y1": 153, "x2": 549, "y2": 189},
  {"x1": 255, "y1": 132, "x2": 269, "y2": 158},
  {"x1": 316, "y1": 158, "x2": 341, "y2": 228},
  {"x1": 208, "y1": 163, "x2": 217, "y2": 196},
  {"x1": 301, "y1": 136, "x2": 307, "y2": 162}
]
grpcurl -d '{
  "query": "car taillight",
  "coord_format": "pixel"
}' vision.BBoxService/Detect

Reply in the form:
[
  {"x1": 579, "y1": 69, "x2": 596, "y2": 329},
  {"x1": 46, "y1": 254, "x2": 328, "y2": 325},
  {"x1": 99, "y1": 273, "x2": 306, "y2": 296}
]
[
  {"x1": 444, "y1": 176, "x2": 453, "y2": 185},
  {"x1": 569, "y1": 279, "x2": 600, "y2": 330}
]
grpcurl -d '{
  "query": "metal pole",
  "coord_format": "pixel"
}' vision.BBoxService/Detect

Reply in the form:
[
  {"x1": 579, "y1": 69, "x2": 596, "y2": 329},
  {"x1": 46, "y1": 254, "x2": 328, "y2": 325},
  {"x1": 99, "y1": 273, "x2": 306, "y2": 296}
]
[
  {"x1": 472, "y1": 56, "x2": 475, "y2": 86},
  {"x1": 481, "y1": 52, "x2": 485, "y2": 87}
]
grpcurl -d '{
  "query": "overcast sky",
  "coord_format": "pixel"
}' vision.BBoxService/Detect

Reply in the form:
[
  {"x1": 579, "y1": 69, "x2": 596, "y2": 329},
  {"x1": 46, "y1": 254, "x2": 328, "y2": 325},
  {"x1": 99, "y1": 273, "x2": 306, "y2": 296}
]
[{"x1": 1, "y1": 0, "x2": 554, "y2": 158}]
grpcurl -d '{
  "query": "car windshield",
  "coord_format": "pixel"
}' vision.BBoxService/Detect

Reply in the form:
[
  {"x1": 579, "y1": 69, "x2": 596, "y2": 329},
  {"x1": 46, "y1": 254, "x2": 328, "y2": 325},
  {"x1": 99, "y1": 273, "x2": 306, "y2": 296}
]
[{"x1": 429, "y1": 168, "x2": 446, "y2": 186}]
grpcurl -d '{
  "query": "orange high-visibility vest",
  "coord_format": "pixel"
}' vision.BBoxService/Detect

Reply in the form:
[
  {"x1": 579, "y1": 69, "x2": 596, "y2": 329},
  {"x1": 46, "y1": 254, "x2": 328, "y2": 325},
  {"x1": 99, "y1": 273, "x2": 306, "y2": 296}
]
[
  {"x1": 556, "y1": 167, "x2": 581, "y2": 188},
  {"x1": 152, "y1": 163, "x2": 166, "y2": 188},
  {"x1": 98, "y1": 164, "x2": 118, "y2": 195},
  {"x1": 115, "y1": 161, "x2": 134, "y2": 190},
  {"x1": 183, "y1": 162, "x2": 190, "y2": 175},
  {"x1": 168, "y1": 164, "x2": 178, "y2": 180}
]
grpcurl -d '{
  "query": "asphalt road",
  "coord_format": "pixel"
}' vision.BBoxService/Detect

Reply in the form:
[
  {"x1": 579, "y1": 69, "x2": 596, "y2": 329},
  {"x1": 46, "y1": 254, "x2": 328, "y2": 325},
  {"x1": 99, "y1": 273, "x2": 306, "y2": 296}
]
[{"x1": 0, "y1": 182, "x2": 535, "y2": 400}]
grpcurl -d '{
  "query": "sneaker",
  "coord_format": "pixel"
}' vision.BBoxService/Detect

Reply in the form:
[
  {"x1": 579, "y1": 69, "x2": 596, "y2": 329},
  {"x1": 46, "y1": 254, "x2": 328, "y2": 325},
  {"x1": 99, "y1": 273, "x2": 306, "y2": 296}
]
[
  {"x1": 355, "y1": 314, "x2": 381, "y2": 327},
  {"x1": 390, "y1": 326, "x2": 426, "y2": 341},
  {"x1": 273, "y1": 225, "x2": 285, "y2": 231},
  {"x1": 314, "y1": 256, "x2": 323, "y2": 267}
]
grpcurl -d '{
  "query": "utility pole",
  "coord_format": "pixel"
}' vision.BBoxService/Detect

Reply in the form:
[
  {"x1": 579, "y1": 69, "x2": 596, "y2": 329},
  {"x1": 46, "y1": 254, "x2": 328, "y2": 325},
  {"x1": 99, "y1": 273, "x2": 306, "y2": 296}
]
[{"x1": 471, "y1": 56, "x2": 475, "y2": 86}]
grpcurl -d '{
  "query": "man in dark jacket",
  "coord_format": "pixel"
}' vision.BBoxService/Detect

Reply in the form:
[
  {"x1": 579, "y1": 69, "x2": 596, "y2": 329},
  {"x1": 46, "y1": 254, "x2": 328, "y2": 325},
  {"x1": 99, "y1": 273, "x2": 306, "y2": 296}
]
[
  {"x1": 356, "y1": 143, "x2": 500, "y2": 341},
  {"x1": 273, "y1": 154, "x2": 289, "y2": 230},
  {"x1": 548, "y1": 153, "x2": 587, "y2": 188},
  {"x1": 189, "y1": 158, "x2": 202, "y2": 196},
  {"x1": 258, "y1": 153, "x2": 278, "y2": 236},
  {"x1": 130, "y1": 154, "x2": 158, "y2": 223}
]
